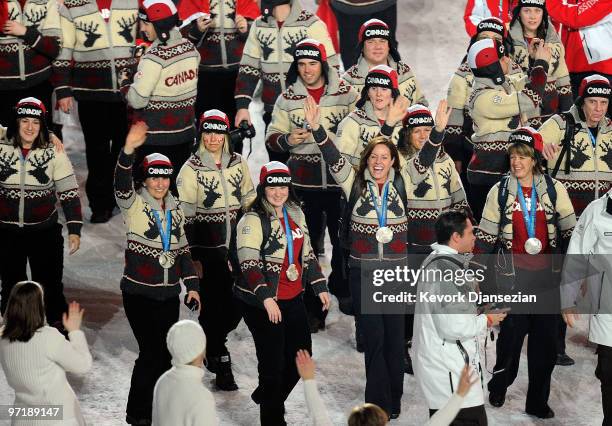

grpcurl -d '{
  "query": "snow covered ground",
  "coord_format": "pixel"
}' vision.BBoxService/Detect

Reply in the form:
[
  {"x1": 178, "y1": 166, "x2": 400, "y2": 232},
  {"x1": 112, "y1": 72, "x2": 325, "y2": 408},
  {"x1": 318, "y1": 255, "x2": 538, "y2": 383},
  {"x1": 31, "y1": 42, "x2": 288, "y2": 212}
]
[{"x1": 0, "y1": 1, "x2": 605, "y2": 425}]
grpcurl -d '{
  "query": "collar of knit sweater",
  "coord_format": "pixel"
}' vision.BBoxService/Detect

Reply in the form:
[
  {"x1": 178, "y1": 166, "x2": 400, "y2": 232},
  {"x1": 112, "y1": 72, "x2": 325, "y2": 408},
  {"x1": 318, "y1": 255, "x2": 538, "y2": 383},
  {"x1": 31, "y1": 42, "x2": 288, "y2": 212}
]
[
  {"x1": 363, "y1": 166, "x2": 396, "y2": 189},
  {"x1": 261, "y1": 199, "x2": 302, "y2": 221},
  {"x1": 150, "y1": 27, "x2": 182, "y2": 47},
  {"x1": 198, "y1": 145, "x2": 232, "y2": 170},
  {"x1": 139, "y1": 185, "x2": 178, "y2": 211},
  {"x1": 509, "y1": 18, "x2": 560, "y2": 48},
  {"x1": 355, "y1": 55, "x2": 398, "y2": 79}
]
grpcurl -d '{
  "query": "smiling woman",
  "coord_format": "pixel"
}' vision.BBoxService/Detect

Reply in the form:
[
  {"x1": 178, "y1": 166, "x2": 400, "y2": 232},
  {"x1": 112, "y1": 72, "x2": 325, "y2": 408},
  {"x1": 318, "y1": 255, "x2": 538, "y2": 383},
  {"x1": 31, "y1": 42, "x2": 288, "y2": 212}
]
[
  {"x1": 0, "y1": 97, "x2": 82, "y2": 332},
  {"x1": 114, "y1": 121, "x2": 201, "y2": 425}
]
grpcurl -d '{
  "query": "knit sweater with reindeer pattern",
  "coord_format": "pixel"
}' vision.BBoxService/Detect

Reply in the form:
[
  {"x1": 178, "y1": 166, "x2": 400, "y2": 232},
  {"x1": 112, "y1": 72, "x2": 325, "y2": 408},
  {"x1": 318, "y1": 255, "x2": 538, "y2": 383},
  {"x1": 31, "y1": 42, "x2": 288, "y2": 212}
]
[
  {"x1": 235, "y1": 202, "x2": 327, "y2": 308},
  {"x1": 115, "y1": 150, "x2": 199, "y2": 300},
  {"x1": 234, "y1": 0, "x2": 339, "y2": 112},
  {"x1": 336, "y1": 101, "x2": 403, "y2": 167},
  {"x1": 341, "y1": 55, "x2": 428, "y2": 107},
  {"x1": 0, "y1": 0, "x2": 61, "y2": 90},
  {"x1": 444, "y1": 59, "x2": 525, "y2": 162},
  {"x1": 266, "y1": 72, "x2": 358, "y2": 191},
  {"x1": 474, "y1": 173, "x2": 576, "y2": 257},
  {"x1": 0, "y1": 132, "x2": 82, "y2": 235},
  {"x1": 401, "y1": 133, "x2": 472, "y2": 253},
  {"x1": 539, "y1": 105, "x2": 612, "y2": 218},
  {"x1": 312, "y1": 126, "x2": 408, "y2": 263},
  {"x1": 53, "y1": 0, "x2": 139, "y2": 102},
  {"x1": 177, "y1": 146, "x2": 255, "y2": 256},
  {"x1": 467, "y1": 63, "x2": 548, "y2": 186},
  {"x1": 509, "y1": 21, "x2": 573, "y2": 128}
]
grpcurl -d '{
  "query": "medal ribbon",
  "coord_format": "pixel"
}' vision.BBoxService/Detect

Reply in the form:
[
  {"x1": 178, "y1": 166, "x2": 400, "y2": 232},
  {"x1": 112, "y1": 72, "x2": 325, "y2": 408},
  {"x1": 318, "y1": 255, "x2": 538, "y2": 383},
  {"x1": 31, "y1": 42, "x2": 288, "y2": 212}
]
[
  {"x1": 282, "y1": 207, "x2": 294, "y2": 265},
  {"x1": 152, "y1": 209, "x2": 172, "y2": 252},
  {"x1": 517, "y1": 181, "x2": 537, "y2": 239},
  {"x1": 368, "y1": 182, "x2": 389, "y2": 228},
  {"x1": 588, "y1": 128, "x2": 597, "y2": 148}
]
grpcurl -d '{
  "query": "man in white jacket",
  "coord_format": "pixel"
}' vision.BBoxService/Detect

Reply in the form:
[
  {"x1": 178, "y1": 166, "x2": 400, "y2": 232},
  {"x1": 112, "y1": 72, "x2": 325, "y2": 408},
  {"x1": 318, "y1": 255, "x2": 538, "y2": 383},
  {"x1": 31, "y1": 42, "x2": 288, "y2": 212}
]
[
  {"x1": 153, "y1": 320, "x2": 218, "y2": 426},
  {"x1": 562, "y1": 188, "x2": 612, "y2": 426},
  {"x1": 413, "y1": 211, "x2": 506, "y2": 425}
]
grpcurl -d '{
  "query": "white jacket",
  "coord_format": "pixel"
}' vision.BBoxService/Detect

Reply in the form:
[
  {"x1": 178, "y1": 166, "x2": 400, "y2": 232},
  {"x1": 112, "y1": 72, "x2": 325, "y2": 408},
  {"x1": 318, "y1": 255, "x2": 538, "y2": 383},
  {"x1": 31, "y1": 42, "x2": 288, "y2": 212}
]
[
  {"x1": 0, "y1": 327, "x2": 92, "y2": 426},
  {"x1": 562, "y1": 189, "x2": 612, "y2": 347},
  {"x1": 152, "y1": 365, "x2": 218, "y2": 426},
  {"x1": 413, "y1": 243, "x2": 488, "y2": 410}
]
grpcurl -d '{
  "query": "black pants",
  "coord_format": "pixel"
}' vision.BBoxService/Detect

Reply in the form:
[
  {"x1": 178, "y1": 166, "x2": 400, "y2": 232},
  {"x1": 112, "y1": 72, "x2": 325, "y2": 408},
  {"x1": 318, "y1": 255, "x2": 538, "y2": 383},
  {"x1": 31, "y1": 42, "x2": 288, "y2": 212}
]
[
  {"x1": 0, "y1": 80, "x2": 54, "y2": 126},
  {"x1": 263, "y1": 110, "x2": 289, "y2": 164},
  {"x1": 468, "y1": 183, "x2": 494, "y2": 223},
  {"x1": 195, "y1": 69, "x2": 242, "y2": 153},
  {"x1": 430, "y1": 404, "x2": 488, "y2": 426},
  {"x1": 296, "y1": 189, "x2": 344, "y2": 320},
  {"x1": 350, "y1": 267, "x2": 404, "y2": 416},
  {"x1": 242, "y1": 295, "x2": 312, "y2": 426},
  {"x1": 557, "y1": 315, "x2": 568, "y2": 354},
  {"x1": 134, "y1": 142, "x2": 193, "y2": 195},
  {"x1": 123, "y1": 292, "x2": 179, "y2": 422},
  {"x1": 195, "y1": 248, "x2": 242, "y2": 358},
  {"x1": 596, "y1": 344, "x2": 612, "y2": 426},
  {"x1": 79, "y1": 100, "x2": 127, "y2": 214},
  {"x1": 487, "y1": 313, "x2": 557, "y2": 413},
  {"x1": 0, "y1": 224, "x2": 68, "y2": 325},
  {"x1": 330, "y1": 3, "x2": 397, "y2": 69}
]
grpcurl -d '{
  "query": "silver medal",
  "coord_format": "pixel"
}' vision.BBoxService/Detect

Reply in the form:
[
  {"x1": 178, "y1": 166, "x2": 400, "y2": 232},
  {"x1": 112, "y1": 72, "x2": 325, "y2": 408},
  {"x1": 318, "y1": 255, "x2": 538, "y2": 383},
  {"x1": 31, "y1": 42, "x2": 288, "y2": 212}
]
[
  {"x1": 524, "y1": 237, "x2": 542, "y2": 255},
  {"x1": 286, "y1": 264, "x2": 299, "y2": 281},
  {"x1": 375, "y1": 226, "x2": 393, "y2": 244},
  {"x1": 159, "y1": 252, "x2": 174, "y2": 269}
]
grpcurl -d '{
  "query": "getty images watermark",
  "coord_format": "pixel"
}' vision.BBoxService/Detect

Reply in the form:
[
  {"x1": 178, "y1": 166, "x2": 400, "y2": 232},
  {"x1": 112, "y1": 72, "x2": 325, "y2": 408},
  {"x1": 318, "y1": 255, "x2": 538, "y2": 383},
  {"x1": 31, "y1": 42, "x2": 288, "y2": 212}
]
[{"x1": 355, "y1": 255, "x2": 572, "y2": 315}]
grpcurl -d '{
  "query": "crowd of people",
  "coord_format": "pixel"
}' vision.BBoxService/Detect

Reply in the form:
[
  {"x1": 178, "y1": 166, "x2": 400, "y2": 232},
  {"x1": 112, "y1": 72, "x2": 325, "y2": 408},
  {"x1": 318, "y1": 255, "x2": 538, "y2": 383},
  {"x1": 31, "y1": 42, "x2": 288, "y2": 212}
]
[{"x1": 0, "y1": 0, "x2": 611, "y2": 424}]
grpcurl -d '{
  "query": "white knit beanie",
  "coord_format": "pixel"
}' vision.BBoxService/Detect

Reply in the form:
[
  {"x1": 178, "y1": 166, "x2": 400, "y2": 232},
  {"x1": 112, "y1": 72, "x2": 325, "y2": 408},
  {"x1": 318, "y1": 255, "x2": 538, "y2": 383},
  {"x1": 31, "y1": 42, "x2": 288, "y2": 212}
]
[{"x1": 166, "y1": 320, "x2": 207, "y2": 366}]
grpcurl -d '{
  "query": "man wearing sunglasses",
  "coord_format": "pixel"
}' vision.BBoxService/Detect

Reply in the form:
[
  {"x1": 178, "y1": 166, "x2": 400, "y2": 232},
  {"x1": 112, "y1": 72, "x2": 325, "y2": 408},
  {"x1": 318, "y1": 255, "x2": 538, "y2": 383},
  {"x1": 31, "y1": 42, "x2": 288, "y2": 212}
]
[{"x1": 412, "y1": 210, "x2": 507, "y2": 425}]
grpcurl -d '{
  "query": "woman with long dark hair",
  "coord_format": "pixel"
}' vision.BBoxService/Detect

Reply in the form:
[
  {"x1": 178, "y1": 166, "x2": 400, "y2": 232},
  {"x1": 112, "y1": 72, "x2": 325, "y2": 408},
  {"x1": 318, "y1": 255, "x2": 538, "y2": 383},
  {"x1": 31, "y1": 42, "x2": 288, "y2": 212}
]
[
  {"x1": 508, "y1": 0, "x2": 572, "y2": 126},
  {"x1": 235, "y1": 161, "x2": 330, "y2": 426},
  {"x1": 474, "y1": 127, "x2": 576, "y2": 419},
  {"x1": 0, "y1": 97, "x2": 82, "y2": 330},
  {"x1": 296, "y1": 95, "x2": 410, "y2": 419},
  {"x1": 0, "y1": 281, "x2": 92, "y2": 426},
  {"x1": 114, "y1": 121, "x2": 201, "y2": 425},
  {"x1": 177, "y1": 109, "x2": 255, "y2": 391}
]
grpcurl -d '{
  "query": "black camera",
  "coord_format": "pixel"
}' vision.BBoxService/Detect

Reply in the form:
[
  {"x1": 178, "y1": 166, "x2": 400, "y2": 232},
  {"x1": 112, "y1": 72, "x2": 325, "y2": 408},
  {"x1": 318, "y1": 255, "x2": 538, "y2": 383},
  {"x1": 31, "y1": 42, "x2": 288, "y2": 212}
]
[{"x1": 229, "y1": 120, "x2": 256, "y2": 147}]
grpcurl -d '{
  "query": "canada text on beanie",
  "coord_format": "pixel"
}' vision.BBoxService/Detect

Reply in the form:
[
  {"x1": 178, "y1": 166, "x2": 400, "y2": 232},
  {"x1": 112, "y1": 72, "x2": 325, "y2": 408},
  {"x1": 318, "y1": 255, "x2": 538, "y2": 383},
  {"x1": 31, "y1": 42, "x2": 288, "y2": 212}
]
[
  {"x1": 358, "y1": 19, "x2": 391, "y2": 43},
  {"x1": 517, "y1": 0, "x2": 545, "y2": 9},
  {"x1": 579, "y1": 74, "x2": 611, "y2": 100},
  {"x1": 293, "y1": 38, "x2": 327, "y2": 63},
  {"x1": 142, "y1": 153, "x2": 173, "y2": 178},
  {"x1": 476, "y1": 17, "x2": 506, "y2": 38},
  {"x1": 364, "y1": 64, "x2": 399, "y2": 91},
  {"x1": 200, "y1": 109, "x2": 230, "y2": 134},
  {"x1": 166, "y1": 320, "x2": 207, "y2": 366},
  {"x1": 15, "y1": 97, "x2": 46, "y2": 120},
  {"x1": 403, "y1": 104, "x2": 434, "y2": 128},
  {"x1": 259, "y1": 161, "x2": 292, "y2": 187},
  {"x1": 508, "y1": 126, "x2": 544, "y2": 154}
]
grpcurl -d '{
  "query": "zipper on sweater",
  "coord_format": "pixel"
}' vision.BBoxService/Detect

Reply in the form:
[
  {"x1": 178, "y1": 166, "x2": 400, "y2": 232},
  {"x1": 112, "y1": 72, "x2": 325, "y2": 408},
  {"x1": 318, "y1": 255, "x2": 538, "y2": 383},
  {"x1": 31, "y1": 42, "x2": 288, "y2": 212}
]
[
  {"x1": 16, "y1": 2, "x2": 26, "y2": 80},
  {"x1": 277, "y1": 26, "x2": 286, "y2": 93},
  {"x1": 106, "y1": 8, "x2": 118, "y2": 91},
  {"x1": 448, "y1": 372, "x2": 454, "y2": 394},
  {"x1": 217, "y1": 167, "x2": 232, "y2": 248},
  {"x1": 18, "y1": 149, "x2": 29, "y2": 227},
  {"x1": 321, "y1": 157, "x2": 327, "y2": 189},
  {"x1": 592, "y1": 132, "x2": 600, "y2": 200},
  {"x1": 219, "y1": 1, "x2": 228, "y2": 67}
]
